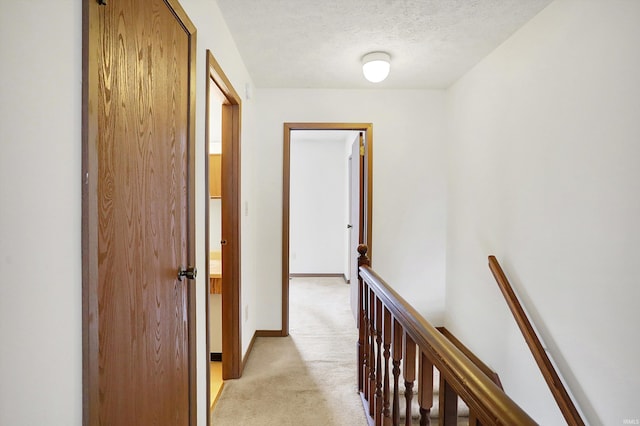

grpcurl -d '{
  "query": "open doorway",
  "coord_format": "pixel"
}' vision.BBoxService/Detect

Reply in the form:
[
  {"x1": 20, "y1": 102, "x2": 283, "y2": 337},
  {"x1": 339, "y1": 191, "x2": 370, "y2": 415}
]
[
  {"x1": 206, "y1": 71, "x2": 225, "y2": 409},
  {"x1": 288, "y1": 130, "x2": 357, "y2": 282},
  {"x1": 282, "y1": 123, "x2": 373, "y2": 336},
  {"x1": 205, "y1": 50, "x2": 242, "y2": 418}
]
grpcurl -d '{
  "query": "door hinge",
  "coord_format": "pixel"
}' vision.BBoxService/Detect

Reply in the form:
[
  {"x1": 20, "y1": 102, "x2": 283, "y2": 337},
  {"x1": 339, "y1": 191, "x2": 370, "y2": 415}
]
[{"x1": 97, "y1": 0, "x2": 107, "y2": 5}]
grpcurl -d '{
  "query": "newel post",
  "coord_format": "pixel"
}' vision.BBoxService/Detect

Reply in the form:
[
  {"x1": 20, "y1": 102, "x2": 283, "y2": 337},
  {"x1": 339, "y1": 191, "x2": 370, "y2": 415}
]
[
  {"x1": 358, "y1": 244, "x2": 370, "y2": 268},
  {"x1": 357, "y1": 244, "x2": 370, "y2": 393}
]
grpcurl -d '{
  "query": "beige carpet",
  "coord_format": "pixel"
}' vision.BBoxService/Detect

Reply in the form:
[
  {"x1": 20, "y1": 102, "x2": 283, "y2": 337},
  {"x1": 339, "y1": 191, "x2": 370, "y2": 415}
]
[{"x1": 211, "y1": 277, "x2": 368, "y2": 426}]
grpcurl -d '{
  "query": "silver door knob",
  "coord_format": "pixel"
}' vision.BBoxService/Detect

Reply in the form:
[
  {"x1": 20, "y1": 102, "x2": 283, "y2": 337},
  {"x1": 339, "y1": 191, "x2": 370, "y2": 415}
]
[{"x1": 177, "y1": 265, "x2": 197, "y2": 281}]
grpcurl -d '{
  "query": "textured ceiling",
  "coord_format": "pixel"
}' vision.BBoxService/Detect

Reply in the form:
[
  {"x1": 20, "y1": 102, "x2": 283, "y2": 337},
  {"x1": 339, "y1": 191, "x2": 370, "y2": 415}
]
[{"x1": 215, "y1": 0, "x2": 553, "y2": 89}]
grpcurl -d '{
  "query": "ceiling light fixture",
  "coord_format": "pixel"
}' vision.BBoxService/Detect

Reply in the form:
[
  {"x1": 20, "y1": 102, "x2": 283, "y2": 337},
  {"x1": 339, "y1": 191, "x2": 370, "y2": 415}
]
[{"x1": 361, "y1": 52, "x2": 391, "y2": 83}]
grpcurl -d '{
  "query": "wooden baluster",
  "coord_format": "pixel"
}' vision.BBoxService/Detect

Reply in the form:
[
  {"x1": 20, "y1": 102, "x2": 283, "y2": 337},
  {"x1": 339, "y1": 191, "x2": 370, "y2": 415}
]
[
  {"x1": 357, "y1": 244, "x2": 370, "y2": 394},
  {"x1": 468, "y1": 412, "x2": 482, "y2": 426},
  {"x1": 438, "y1": 375, "x2": 458, "y2": 426},
  {"x1": 392, "y1": 319, "x2": 402, "y2": 426},
  {"x1": 375, "y1": 298, "x2": 384, "y2": 425},
  {"x1": 360, "y1": 282, "x2": 369, "y2": 406},
  {"x1": 382, "y1": 307, "x2": 392, "y2": 425},
  {"x1": 362, "y1": 282, "x2": 371, "y2": 408},
  {"x1": 359, "y1": 288, "x2": 366, "y2": 393},
  {"x1": 403, "y1": 334, "x2": 416, "y2": 426},
  {"x1": 418, "y1": 352, "x2": 433, "y2": 426},
  {"x1": 368, "y1": 287, "x2": 377, "y2": 416}
]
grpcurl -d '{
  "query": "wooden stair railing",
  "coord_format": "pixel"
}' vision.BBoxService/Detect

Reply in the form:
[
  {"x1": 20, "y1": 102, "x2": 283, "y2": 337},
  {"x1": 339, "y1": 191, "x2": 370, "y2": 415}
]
[
  {"x1": 436, "y1": 327, "x2": 503, "y2": 391},
  {"x1": 357, "y1": 245, "x2": 537, "y2": 426},
  {"x1": 488, "y1": 256, "x2": 585, "y2": 426}
]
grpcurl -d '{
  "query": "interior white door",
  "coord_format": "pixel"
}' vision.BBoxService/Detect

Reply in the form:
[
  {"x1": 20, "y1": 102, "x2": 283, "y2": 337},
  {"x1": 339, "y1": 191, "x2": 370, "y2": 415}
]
[{"x1": 349, "y1": 134, "x2": 361, "y2": 322}]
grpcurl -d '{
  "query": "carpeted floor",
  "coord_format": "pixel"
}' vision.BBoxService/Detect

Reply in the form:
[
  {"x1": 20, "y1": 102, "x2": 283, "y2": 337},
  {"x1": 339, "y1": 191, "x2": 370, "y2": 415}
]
[{"x1": 211, "y1": 277, "x2": 367, "y2": 426}]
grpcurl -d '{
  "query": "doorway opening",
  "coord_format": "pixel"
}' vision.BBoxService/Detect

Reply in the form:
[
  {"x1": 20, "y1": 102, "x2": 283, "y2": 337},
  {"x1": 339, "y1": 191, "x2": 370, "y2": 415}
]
[
  {"x1": 282, "y1": 123, "x2": 373, "y2": 336},
  {"x1": 205, "y1": 50, "x2": 242, "y2": 418}
]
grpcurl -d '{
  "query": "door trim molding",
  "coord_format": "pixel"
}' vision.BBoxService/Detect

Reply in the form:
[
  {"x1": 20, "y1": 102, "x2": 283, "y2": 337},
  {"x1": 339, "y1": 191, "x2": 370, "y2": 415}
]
[
  {"x1": 205, "y1": 50, "x2": 242, "y2": 386},
  {"x1": 282, "y1": 123, "x2": 373, "y2": 336}
]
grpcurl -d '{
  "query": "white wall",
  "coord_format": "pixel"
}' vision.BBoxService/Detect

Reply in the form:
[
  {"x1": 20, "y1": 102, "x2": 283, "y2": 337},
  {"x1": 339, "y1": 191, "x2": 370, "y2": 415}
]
[
  {"x1": 0, "y1": 1, "x2": 258, "y2": 425},
  {"x1": 252, "y1": 89, "x2": 448, "y2": 330},
  {"x1": 209, "y1": 199, "x2": 222, "y2": 253},
  {"x1": 169, "y1": 1, "x2": 259, "y2": 423},
  {"x1": 0, "y1": 2, "x2": 82, "y2": 424},
  {"x1": 290, "y1": 138, "x2": 348, "y2": 274},
  {"x1": 165, "y1": 0, "x2": 256, "y2": 424},
  {"x1": 445, "y1": 1, "x2": 640, "y2": 424}
]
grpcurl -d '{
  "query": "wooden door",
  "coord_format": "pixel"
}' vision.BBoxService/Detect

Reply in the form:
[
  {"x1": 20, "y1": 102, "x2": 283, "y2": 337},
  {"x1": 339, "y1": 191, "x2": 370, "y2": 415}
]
[
  {"x1": 205, "y1": 51, "x2": 243, "y2": 381},
  {"x1": 82, "y1": 0, "x2": 197, "y2": 424}
]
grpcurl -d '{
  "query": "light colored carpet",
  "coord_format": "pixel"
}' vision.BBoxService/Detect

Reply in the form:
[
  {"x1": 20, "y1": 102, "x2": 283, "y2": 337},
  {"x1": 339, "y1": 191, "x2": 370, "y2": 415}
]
[{"x1": 211, "y1": 277, "x2": 368, "y2": 426}]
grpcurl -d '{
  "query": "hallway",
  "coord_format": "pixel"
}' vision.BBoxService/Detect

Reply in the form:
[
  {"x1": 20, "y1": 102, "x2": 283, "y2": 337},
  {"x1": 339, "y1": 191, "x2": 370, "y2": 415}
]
[{"x1": 211, "y1": 277, "x2": 366, "y2": 425}]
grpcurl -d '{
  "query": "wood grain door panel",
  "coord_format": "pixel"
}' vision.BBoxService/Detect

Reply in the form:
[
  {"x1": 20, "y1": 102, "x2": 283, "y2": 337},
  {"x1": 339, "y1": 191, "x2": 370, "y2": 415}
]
[{"x1": 83, "y1": 0, "x2": 196, "y2": 424}]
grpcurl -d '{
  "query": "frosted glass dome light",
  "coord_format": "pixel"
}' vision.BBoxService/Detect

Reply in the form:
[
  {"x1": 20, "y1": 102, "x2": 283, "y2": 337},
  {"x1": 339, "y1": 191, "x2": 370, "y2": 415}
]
[{"x1": 362, "y1": 52, "x2": 391, "y2": 83}]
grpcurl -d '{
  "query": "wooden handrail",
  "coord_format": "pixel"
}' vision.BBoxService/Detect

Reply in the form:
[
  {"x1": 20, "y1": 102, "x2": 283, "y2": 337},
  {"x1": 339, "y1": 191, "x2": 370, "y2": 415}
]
[
  {"x1": 357, "y1": 245, "x2": 537, "y2": 425},
  {"x1": 436, "y1": 326, "x2": 503, "y2": 390},
  {"x1": 488, "y1": 256, "x2": 585, "y2": 426}
]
